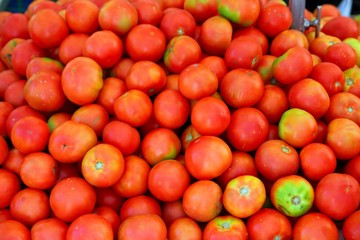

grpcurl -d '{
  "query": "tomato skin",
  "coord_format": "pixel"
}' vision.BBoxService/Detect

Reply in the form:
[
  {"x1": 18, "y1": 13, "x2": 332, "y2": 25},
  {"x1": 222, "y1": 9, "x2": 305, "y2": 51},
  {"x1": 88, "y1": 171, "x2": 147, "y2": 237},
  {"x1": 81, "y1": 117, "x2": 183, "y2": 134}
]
[
  {"x1": 343, "y1": 67, "x2": 360, "y2": 97},
  {"x1": 96, "y1": 77, "x2": 127, "y2": 115},
  {"x1": 26, "y1": 57, "x2": 64, "y2": 80},
  {"x1": 58, "y1": 33, "x2": 89, "y2": 65},
  {"x1": 0, "y1": 219, "x2": 31, "y2": 240},
  {"x1": 94, "y1": 206, "x2": 121, "y2": 238},
  {"x1": 270, "y1": 29, "x2": 309, "y2": 57},
  {"x1": 325, "y1": 92, "x2": 360, "y2": 126},
  {"x1": 0, "y1": 13, "x2": 29, "y2": 45},
  {"x1": 203, "y1": 215, "x2": 248, "y2": 240},
  {"x1": 31, "y1": 218, "x2": 68, "y2": 240},
  {"x1": 217, "y1": 0, "x2": 260, "y2": 27},
  {"x1": 345, "y1": 155, "x2": 360, "y2": 183},
  {"x1": 342, "y1": 210, "x2": 360, "y2": 240},
  {"x1": 247, "y1": 208, "x2": 292, "y2": 240},
  {"x1": 132, "y1": 0, "x2": 163, "y2": 26},
  {"x1": 321, "y1": 16, "x2": 359, "y2": 40},
  {"x1": 0, "y1": 135, "x2": 8, "y2": 164},
  {"x1": 65, "y1": 0, "x2": 99, "y2": 34},
  {"x1": 0, "y1": 169, "x2": 21, "y2": 209},
  {"x1": 315, "y1": 173, "x2": 360, "y2": 220},
  {"x1": 324, "y1": 42, "x2": 357, "y2": 71},
  {"x1": 168, "y1": 217, "x2": 203, "y2": 240}
]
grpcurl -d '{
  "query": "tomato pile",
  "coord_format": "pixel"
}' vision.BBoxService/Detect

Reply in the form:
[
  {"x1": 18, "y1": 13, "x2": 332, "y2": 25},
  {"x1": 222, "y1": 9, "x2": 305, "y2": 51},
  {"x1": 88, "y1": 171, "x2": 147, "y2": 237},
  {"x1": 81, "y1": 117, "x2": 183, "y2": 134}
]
[{"x1": 1, "y1": 0, "x2": 360, "y2": 239}]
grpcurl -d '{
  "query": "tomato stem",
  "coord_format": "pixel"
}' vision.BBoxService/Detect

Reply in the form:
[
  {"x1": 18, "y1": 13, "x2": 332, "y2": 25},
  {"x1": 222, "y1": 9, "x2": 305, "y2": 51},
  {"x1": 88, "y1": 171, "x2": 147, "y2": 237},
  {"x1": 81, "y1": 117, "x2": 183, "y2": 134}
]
[
  {"x1": 95, "y1": 161, "x2": 103, "y2": 170},
  {"x1": 239, "y1": 186, "x2": 250, "y2": 196},
  {"x1": 291, "y1": 195, "x2": 301, "y2": 205}
]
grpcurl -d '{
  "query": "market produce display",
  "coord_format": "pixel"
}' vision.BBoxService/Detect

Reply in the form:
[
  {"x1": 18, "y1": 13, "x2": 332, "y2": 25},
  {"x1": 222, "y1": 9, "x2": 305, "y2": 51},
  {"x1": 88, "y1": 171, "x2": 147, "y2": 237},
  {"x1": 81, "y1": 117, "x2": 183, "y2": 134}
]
[{"x1": 0, "y1": 0, "x2": 360, "y2": 239}]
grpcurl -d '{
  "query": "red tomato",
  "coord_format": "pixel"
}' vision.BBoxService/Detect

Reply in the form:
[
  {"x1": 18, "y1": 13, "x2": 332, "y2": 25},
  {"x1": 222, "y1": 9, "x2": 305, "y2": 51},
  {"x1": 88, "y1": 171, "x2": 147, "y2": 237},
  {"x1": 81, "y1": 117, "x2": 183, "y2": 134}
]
[
  {"x1": 270, "y1": 29, "x2": 309, "y2": 57},
  {"x1": 0, "y1": 101, "x2": 14, "y2": 137},
  {"x1": 0, "y1": 135, "x2": 8, "y2": 164},
  {"x1": 342, "y1": 210, "x2": 360, "y2": 240},
  {"x1": 28, "y1": 9, "x2": 69, "y2": 49},
  {"x1": 4, "y1": 80, "x2": 27, "y2": 108},
  {"x1": 0, "y1": 70, "x2": 21, "y2": 100},
  {"x1": 255, "y1": 139, "x2": 300, "y2": 181},
  {"x1": 58, "y1": 33, "x2": 89, "y2": 64},
  {"x1": 65, "y1": 0, "x2": 99, "y2": 34},
  {"x1": 25, "y1": 0, "x2": 61, "y2": 18},
  {"x1": 49, "y1": 177, "x2": 97, "y2": 222},
  {"x1": 31, "y1": 218, "x2": 68, "y2": 240},
  {"x1": 199, "y1": 55, "x2": 228, "y2": 84},
  {"x1": 48, "y1": 120, "x2": 98, "y2": 163},
  {"x1": 161, "y1": 200, "x2": 187, "y2": 227},
  {"x1": 0, "y1": 169, "x2": 21, "y2": 209},
  {"x1": 26, "y1": 57, "x2": 64, "y2": 80},
  {"x1": 325, "y1": 92, "x2": 360, "y2": 126},
  {"x1": 110, "y1": 57, "x2": 135, "y2": 80},
  {"x1": 226, "y1": 107, "x2": 269, "y2": 152},
  {"x1": 61, "y1": 56, "x2": 103, "y2": 106},
  {"x1": 223, "y1": 175, "x2": 266, "y2": 218},
  {"x1": 309, "y1": 34, "x2": 341, "y2": 60},
  {"x1": 0, "y1": 219, "x2": 31, "y2": 240},
  {"x1": 217, "y1": 0, "x2": 260, "y2": 27},
  {"x1": 233, "y1": 26, "x2": 269, "y2": 56},
  {"x1": 203, "y1": 215, "x2": 247, "y2": 240},
  {"x1": 182, "y1": 180, "x2": 223, "y2": 222},
  {"x1": 180, "y1": 124, "x2": 202, "y2": 153},
  {"x1": 96, "y1": 77, "x2": 127, "y2": 115},
  {"x1": 0, "y1": 13, "x2": 29, "y2": 45},
  {"x1": 0, "y1": 38, "x2": 25, "y2": 69},
  {"x1": 98, "y1": 0, "x2": 138, "y2": 36},
  {"x1": 125, "y1": 24, "x2": 166, "y2": 62},
  {"x1": 183, "y1": 0, "x2": 218, "y2": 23},
  {"x1": 324, "y1": 42, "x2": 357, "y2": 71},
  {"x1": 292, "y1": 212, "x2": 339, "y2": 240},
  {"x1": 67, "y1": 214, "x2": 113, "y2": 240},
  {"x1": 82, "y1": 30, "x2": 123, "y2": 69},
  {"x1": 321, "y1": 16, "x2": 359, "y2": 40},
  {"x1": 141, "y1": 127, "x2": 181, "y2": 165},
  {"x1": 315, "y1": 173, "x2": 360, "y2": 220},
  {"x1": 10, "y1": 188, "x2": 50, "y2": 227},
  {"x1": 344, "y1": 155, "x2": 360, "y2": 183},
  {"x1": 247, "y1": 208, "x2": 292, "y2": 240},
  {"x1": 118, "y1": 214, "x2": 167, "y2": 240},
  {"x1": 168, "y1": 217, "x2": 203, "y2": 240},
  {"x1": 220, "y1": 69, "x2": 264, "y2": 108},
  {"x1": 132, "y1": 0, "x2": 163, "y2": 26},
  {"x1": 1, "y1": 148, "x2": 25, "y2": 175},
  {"x1": 95, "y1": 187, "x2": 124, "y2": 212},
  {"x1": 326, "y1": 118, "x2": 360, "y2": 160},
  {"x1": 82, "y1": 143, "x2": 125, "y2": 188},
  {"x1": 94, "y1": 206, "x2": 121, "y2": 237},
  {"x1": 47, "y1": 112, "x2": 72, "y2": 133},
  {"x1": 120, "y1": 195, "x2": 161, "y2": 221}
]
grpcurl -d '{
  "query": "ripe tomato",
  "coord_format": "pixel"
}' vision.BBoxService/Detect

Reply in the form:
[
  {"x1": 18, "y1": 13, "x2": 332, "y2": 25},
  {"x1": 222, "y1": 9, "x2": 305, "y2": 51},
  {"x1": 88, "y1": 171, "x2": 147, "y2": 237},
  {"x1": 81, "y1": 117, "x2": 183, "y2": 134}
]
[
  {"x1": 342, "y1": 210, "x2": 360, "y2": 240},
  {"x1": 344, "y1": 155, "x2": 360, "y2": 183},
  {"x1": 343, "y1": 67, "x2": 360, "y2": 97},
  {"x1": 203, "y1": 215, "x2": 247, "y2": 240},
  {"x1": 0, "y1": 135, "x2": 8, "y2": 164},
  {"x1": 0, "y1": 169, "x2": 21, "y2": 209},
  {"x1": 325, "y1": 92, "x2": 360, "y2": 126},
  {"x1": 50, "y1": 177, "x2": 97, "y2": 222},
  {"x1": 278, "y1": 108, "x2": 318, "y2": 148},
  {"x1": 255, "y1": 139, "x2": 300, "y2": 181},
  {"x1": 321, "y1": 16, "x2": 359, "y2": 40},
  {"x1": 161, "y1": 200, "x2": 187, "y2": 227},
  {"x1": 226, "y1": 107, "x2": 269, "y2": 152},
  {"x1": 168, "y1": 217, "x2": 203, "y2": 240},
  {"x1": 292, "y1": 212, "x2": 339, "y2": 240},
  {"x1": 183, "y1": 0, "x2": 218, "y2": 23},
  {"x1": 4, "y1": 80, "x2": 27, "y2": 108},
  {"x1": 315, "y1": 173, "x2": 360, "y2": 220},
  {"x1": 132, "y1": 0, "x2": 163, "y2": 26},
  {"x1": 96, "y1": 77, "x2": 127, "y2": 115},
  {"x1": 217, "y1": 0, "x2": 260, "y2": 27},
  {"x1": 199, "y1": 55, "x2": 228, "y2": 85},
  {"x1": 26, "y1": 57, "x2": 64, "y2": 80},
  {"x1": 0, "y1": 38, "x2": 25, "y2": 69},
  {"x1": 48, "y1": 120, "x2": 98, "y2": 163},
  {"x1": 326, "y1": 118, "x2": 360, "y2": 160},
  {"x1": 0, "y1": 13, "x2": 29, "y2": 45},
  {"x1": 270, "y1": 29, "x2": 309, "y2": 57},
  {"x1": 220, "y1": 69, "x2": 264, "y2": 108},
  {"x1": 31, "y1": 218, "x2": 68, "y2": 240},
  {"x1": 65, "y1": 0, "x2": 99, "y2": 34},
  {"x1": 58, "y1": 33, "x2": 89, "y2": 64},
  {"x1": 223, "y1": 175, "x2": 266, "y2": 218},
  {"x1": 0, "y1": 69, "x2": 21, "y2": 100},
  {"x1": 47, "y1": 112, "x2": 72, "y2": 133},
  {"x1": 110, "y1": 58, "x2": 135, "y2": 80},
  {"x1": 95, "y1": 187, "x2": 124, "y2": 212},
  {"x1": 309, "y1": 34, "x2": 341, "y2": 60},
  {"x1": 81, "y1": 143, "x2": 125, "y2": 188},
  {"x1": 233, "y1": 26, "x2": 269, "y2": 56},
  {"x1": 324, "y1": 42, "x2": 357, "y2": 71},
  {"x1": 1, "y1": 148, "x2": 25, "y2": 175},
  {"x1": 118, "y1": 214, "x2": 167, "y2": 240},
  {"x1": 247, "y1": 208, "x2": 292, "y2": 240},
  {"x1": 0, "y1": 219, "x2": 30, "y2": 240},
  {"x1": 61, "y1": 56, "x2": 103, "y2": 106},
  {"x1": 182, "y1": 180, "x2": 223, "y2": 222},
  {"x1": 180, "y1": 124, "x2": 201, "y2": 153},
  {"x1": 120, "y1": 195, "x2": 161, "y2": 221},
  {"x1": 10, "y1": 188, "x2": 50, "y2": 227},
  {"x1": 94, "y1": 206, "x2": 121, "y2": 238},
  {"x1": 271, "y1": 175, "x2": 314, "y2": 217},
  {"x1": 0, "y1": 101, "x2": 14, "y2": 137},
  {"x1": 125, "y1": 24, "x2": 166, "y2": 62}
]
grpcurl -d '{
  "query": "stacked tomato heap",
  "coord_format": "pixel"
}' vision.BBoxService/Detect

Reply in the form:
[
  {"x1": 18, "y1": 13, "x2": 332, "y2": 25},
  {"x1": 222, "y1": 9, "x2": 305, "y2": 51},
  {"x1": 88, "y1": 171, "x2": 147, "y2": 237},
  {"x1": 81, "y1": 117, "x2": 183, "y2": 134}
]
[{"x1": 0, "y1": 0, "x2": 360, "y2": 239}]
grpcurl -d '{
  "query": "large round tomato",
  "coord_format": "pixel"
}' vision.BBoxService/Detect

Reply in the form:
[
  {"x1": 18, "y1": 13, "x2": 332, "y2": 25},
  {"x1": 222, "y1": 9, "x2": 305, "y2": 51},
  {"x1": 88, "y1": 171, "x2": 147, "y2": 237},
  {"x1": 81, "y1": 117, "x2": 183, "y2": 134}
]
[
  {"x1": 31, "y1": 218, "x2": 68, "y2": 240},
  {"x1": 342, "y1": 210, "x2": 360, "y2": 240},
  {"x1": 202, "y1": 215, "x2": 248, "y2": 240},
  {"x1": 0, "y1": 220, "x2": 30, "y2": 240},
  {"x1": 0, "y1": 169, "x2": 21, "y2": 209},
  {"x1": 65, "y1": 0, "x2": 99, "y2": 34},
  {"x1": 120, "y1": 195, "x2": 162, "y2": 222},
  {"x1": 217, "y1": 0, "x2": 260, "y2": 27},
  {"x1": 168, "y1": 217, "x2": 203, "y2": 240}
]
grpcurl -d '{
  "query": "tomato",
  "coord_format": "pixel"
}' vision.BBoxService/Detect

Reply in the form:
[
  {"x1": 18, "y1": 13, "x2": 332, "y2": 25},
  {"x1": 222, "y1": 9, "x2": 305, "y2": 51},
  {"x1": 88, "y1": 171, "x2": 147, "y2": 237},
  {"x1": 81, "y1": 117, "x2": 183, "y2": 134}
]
[
  {"x1": 226, "y1": 107, "x2": 269, "y2": 152},
  {"x1": 182, "y1": 180, "x2": 223, "y2": 222},
  {"x1": 65, "y1": 0, "x2": 99, "y2": 34},
  {"x1": 153, "y1": 89, "x2": 190, "y2": 129},
  {"x1": 168, "y1": 217, "x2": 203, "y2": 240},
  {"x1": 118, "y1": 214, "x2": 167, "y2": 240},
  {"x1": 223, "y1": 175, "x2": 266, "y2": 218},
  {"x1": 270, "y1": 175, "x2": 314, "y2": 217},
  {"x1": 82, "y1": 30, "x2": 123, "y2": 69},
  {"x1": 344, "y1": 155, "x2": 360, "y2": 184},
  {"x1": 224, "y1": 36, "x2": 263, "y2": 70},
  {"x1": 255, "y1": 84, "x2": 289, "y2": 124},
  {"x1": 31, "y1": 218, "x2": 68, "y2": 240},
  {"x1": 47, "y1": 112, "x2": 72, "y2": 133},
  {"x1": 58, "y1": 33, "x2": 89, "y2": 64},
  {"x1": 50, "y1": 177, "x2": 97, "y2": 222},
  {"x1": 203, "y1": 215, "x2": 247, "y2": 240},
  {"x1": 125, "y1": 24, "x2": 166, "y2": 62},
  {"x1": 0, "y1": 135, "x2": 8, "y2": 164},
  {"x1": 198, "y1": 15, "x2": 232, "y2": 56},
  {"x1": 308, "y1": 35, "x2": 341, "y2": 60},
  {"x1": 132, "y1": 0, "x2": 163, "y2": 26},
  {"x1": 0, "y1": 70, "x2": 21, "y2": 100},
  {"x1": 102, "y1": 120, "x2": 140, "y2": 156},
  {"x1": 1, "y1": 148, "x2": 25, "y2": 175},
  {"x1": 163, "y1": 35, "x2": 202, "y2": 74},
  {"x1": 343, "y1": 67, "x2": 360, "y2": 97},
  {"x1": 98, "y1": 0, "x2": 138, "y2": 36},
  {"x1": 10, "y1": 188, "x2": 50, "y2": 227},
  {"x1": 324, "y1": 42, "x2": 357, "y2": 71},
  {"x1": 278, "y1": 108, "x2": 318, "y2": 148},
  {"x1": 325, "y1": 92, "x2": 360, "y2": 126},
  {"x1": 120, "y1": 195, "x2": 161, "y2": 221},
  {"x1": 141, "y1": 127, "x2": 181, "y2": 166},
  {"x1": 292, "y1": 212, "x2": 339, "y2": 240},
  {"x1": 0, "y1": 38, "x2": 25, "y2": 69},
  {"x1": 344, "y1": 37, "x2": 360, "y2": 67},
  {"x1": 217, "y1": 0, "x2": 260, "y2": 27},
  {"x1": 256, "y1": 3, "x2": 292, "y2": 38},
  {"x1": 110, "y1": 57, "x2": 135, "y2": 80},
  {"x1": 20, "y1": 152, "x2": 58, "y2": 190},
  {"x1": 125, "y1": 60, "x2": 166, "y2": 96},
  {"x1": 0, "y1": 169, "x2": 21, "y2": 209},
  {"x1": 255, "y1": 139, "x2": 300, "y2": 182},
  {"x1": 326, "y1": 118, "x2": 360, "y2": 160},
  {"x1": 300, "y1": 143, "x2": 337, "y2": 181},
  {"x1": 288, "y1": 78, "x2": 330, "y2": 119},
  {"x1": 247, "y1": 208, "x2": 292, "y2": 239},
  {"x1": 94, "y1": 206, "x2": 121, "y2": 237},
  {"x1": 0, "y1": 101, "x2": 14, "y2": 137},
  {"x1": 315, "y1": 173, "x2": 360, "y2": 220},
  {"x1": 95, "y1": 187, "x2": 124, "y2": 212},
  {"x1": 96, "y1": 77, "x2": 127, "y2": 115},
  {"x1": 0, "y1": 13, "x2": 29, "y2": 45},
  {"x1": 272, "y1": 46, "x2": 313, "y2": 85},
  {"x1": 309, "y1": 62, "x2": 345, "y2": 96},
  {"x1": 183, "y1": 0, "x2": 217, "y2": 23},
  {"x1": 161, "y1": 200, "x2": 187, "y2": 227},
  {"x1": 26, "y1": 57, "x2": 64, "y2": 79},
  {"x1": 48, "y1": 120, "x2": 97, "y2": 163},
  {"x1": 342, "y1": 210, "x2": 360, "y2": 240},
  {"x1": 321, "y1": 16, "x2": 359, "y2": 40},
  {"x1": 159, "y1": 8, "x2": 196, "y2": 41},
  {"x1": 180, "y1": 124, "x2": 201, "y2": 153},
  {"x1": 25, "y1": 0, "x2": 62, "y2": 18},
  {"x1": 61, "y1": 56, "x2": 103, "y2": 106},
  {"x1": 233, "y1": 26, "x2": 269, "y2": 56},
  {"x1": 28, "y1": 9, "x2": 69, "y2": 49},
  {"x1": 82, "y1": 143, "x2": 125, "y2": 188},
  {"x1": 270, "y1": 29, "x2": 309, "y2": 57},
  {"x1": 4, "y1": 80, "x2": 27, "y2": 108},
  {"x1": 0, "y1": 219, "x2": 31, "y2": 240},
  {"x1": 220, "y1": 69, "x2": 264, "y2": 108}
]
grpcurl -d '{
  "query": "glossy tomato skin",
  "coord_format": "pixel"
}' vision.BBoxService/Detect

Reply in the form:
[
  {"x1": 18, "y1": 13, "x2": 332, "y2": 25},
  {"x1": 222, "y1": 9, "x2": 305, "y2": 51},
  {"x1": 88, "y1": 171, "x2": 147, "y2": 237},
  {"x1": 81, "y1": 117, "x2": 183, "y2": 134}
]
[
  {"x1": 292, "y1": 212, "x2": 339, "y2": 240},
  {"x1": 0, "y1": 219, "x2": 31, "y2": 240},
  {"x1": 325, "y1": 92, "x2": 360, "y2": 126},
  {"x1": 31, "y1": 218, "x2": 68, "y2": 240},
  {"x1": 270, "y1": 29, "x2": 309, "y2": 57},
  {"x1": 342, "y1": 210, "x2": 360, "y2": 240},
  {"x1": 226, "y1": 107, "x2": 269, "y2": 152},
  {"x1": 96, "y1": 77, "x2": 127, "y2": 115},
  {"x1": 65, "y1": 0, "x2": 99, "y2": 34},
  {"x1": 343, "y1": 67, "x2": 360, "y2": 97},
  {"x1": 132, "y1": 0, "x2": 163, "y2": 26},
  {"x1": 315, "y1": 173, "x2": 360, "y2": 220},
  {"x1": 247, "y1": 208, "x2": 292, "y2": 240},
  {"x1": 168, "y1": 217, "x2": 203, "y2": 240},
  {"x1": 202, "y1": 215, "x2": 248, "y2": 240},
  {"x1": 321, "y1": 16, "x2": 359, "y2": 40},
  {"x1": 344, "y1": 155, "x2": 360, "y2": 183},
  {"x1": 0, "y1": 169, "x2": 21, "y2": 209},
  {"x1": 58, "y1": 33, "x2": 89, "y2": 64},
  {"x1": 217, "y1": 0, "x2": 260, "y2": 27}
]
